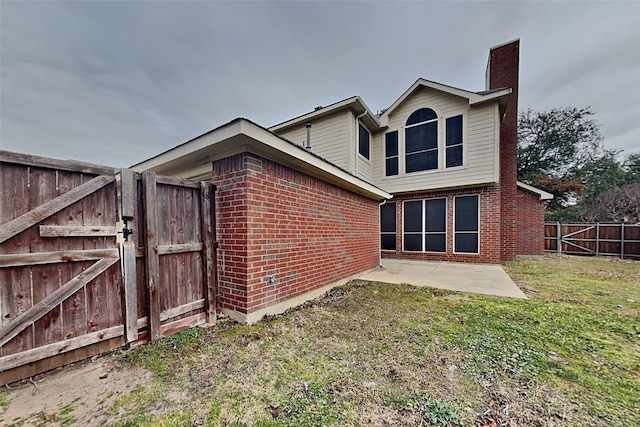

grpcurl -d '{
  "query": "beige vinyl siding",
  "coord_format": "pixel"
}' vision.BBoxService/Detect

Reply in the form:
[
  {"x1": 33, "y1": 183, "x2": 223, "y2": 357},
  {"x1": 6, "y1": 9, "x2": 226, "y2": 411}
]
[
  {"x1": 274, "y1": 111, "x2": 351, "y2": 171},
  {"x1": 371, "y1": 87, "x2": 499, "y2": 193}
]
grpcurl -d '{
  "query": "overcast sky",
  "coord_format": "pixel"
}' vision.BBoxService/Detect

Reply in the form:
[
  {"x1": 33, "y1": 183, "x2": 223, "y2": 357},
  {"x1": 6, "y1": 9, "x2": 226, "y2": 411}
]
[{"x1": 1, "y1": 1, "x2": 639, "y2": 168}]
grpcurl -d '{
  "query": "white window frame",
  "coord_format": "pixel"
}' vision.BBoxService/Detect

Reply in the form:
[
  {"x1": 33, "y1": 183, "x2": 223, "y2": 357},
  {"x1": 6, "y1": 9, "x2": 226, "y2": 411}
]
[
  {"x1": 380, "y1": 202, "x2": 397, "y2": 251},
  {"x1": 445, "y1": 114, "x2": 465, "y2": 169},
  {"x1": 453, "y1": 195, "x2": 480, "y2": 254},
  {"x1": 402, "y1": 198, "x2": 447, "y2": 253},
  {"x1": 384, "y1": 130, "x2": 399, "y2": 177},
  {"x1": 358, "y1": 122, "x2": 371, "y2": 161},
  {"x1": 404, "y1": 114, "x2": 439, "y2": 174}
]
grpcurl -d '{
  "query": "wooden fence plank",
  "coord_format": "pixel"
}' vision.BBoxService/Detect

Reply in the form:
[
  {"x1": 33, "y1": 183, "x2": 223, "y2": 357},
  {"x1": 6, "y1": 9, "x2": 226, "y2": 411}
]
[
  {"x1": 160, "y1": 313, "x2": 206, "y2": 338},
  {"x1": 0, "y1": 175, "x2": 115, "y2": 244},
  {"x1": 200, "y1": 181, "x2": 216, "y2": 323},
  {"x1": 156, "y1": 242, "x2": 203, "y2": 255},
  {"x1": 0, "y1": 150, "x2": 115, "y2": 175},
  {"x1": 39, "y1": 225, "x2": 118, "y2": 237},
  {"x1": 122, "y1": 241, "x2": 138, "y2": 343},
  {"x1": 142, "y1": 171, "x2": 161, "y2": 342},
  {"x1": 0, "y1": 325, "x2": 123, "y2": 371},
  {"x1": 160, "y1": 299, "x2": 205, "y2": 321},
  {"x1": 0, "y1": 257, "x2": 119, "y2": 347},
  {"x1": 0, "y1": 248, "x2": 119, "y2": 268},
  {"x1": 155, "y1": 175, "x2": 200, "y2": 188}
]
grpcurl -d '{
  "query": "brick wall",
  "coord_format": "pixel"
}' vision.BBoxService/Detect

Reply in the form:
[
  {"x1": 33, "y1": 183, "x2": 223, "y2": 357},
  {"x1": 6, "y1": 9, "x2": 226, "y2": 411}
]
[
  {"x1": 213, "y1": 152, "x2": 380, "y2": 321},
  {"x1": 516, "y1": 188, "x2": 545, "y2": 255},
  {"x1": 381, "y1": 185, "x2": 502, "y2": 264},
  {"x1": 488, "y1": 39, "x2": 520, "y2": 261}
]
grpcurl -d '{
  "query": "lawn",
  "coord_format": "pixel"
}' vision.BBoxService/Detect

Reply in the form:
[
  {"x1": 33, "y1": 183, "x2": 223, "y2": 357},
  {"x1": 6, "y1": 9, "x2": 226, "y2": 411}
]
[{"x1": 108, "y1": 255, "x2": 638, "y2": 426}]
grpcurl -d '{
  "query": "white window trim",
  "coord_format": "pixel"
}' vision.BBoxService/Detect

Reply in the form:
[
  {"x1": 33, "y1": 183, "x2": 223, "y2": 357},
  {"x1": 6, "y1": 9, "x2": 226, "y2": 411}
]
[
  {"x1": 404, "y1": 114, "x2": 439, "y2": 174},
  {"x1": 444, "y1": 114, "x2": 466, "y2": 170},
  {"x1": 401, "y1": 198, "x2": 447, "y2": 253},
  {"x1": 357, "y1": 121, "x2": 371, "y2": 162},
  {"x1": 380, "y1": 202, "x2": 397, "y2": 251},
  {"x1": 384, "y1": 130, "x2": 399, "y2": 177},
  {"x1": 453, "y1": 195, "x2": 480, "y2": 255}
]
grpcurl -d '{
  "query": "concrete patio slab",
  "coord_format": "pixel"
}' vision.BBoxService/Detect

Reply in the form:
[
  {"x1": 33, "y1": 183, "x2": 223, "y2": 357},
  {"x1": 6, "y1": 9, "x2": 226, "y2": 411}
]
[{"x1": 360, "y1": 259, "x2": 527, "y2": 299}]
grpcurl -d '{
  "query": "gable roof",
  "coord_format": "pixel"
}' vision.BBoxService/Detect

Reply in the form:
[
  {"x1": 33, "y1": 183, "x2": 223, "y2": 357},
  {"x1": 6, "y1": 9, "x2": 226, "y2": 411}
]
[
  {"x1": 269, "y1": 96, "x2": 380, "y2": 132},
  {"x1": 377, "y1": 78, "x2": 511, "y2": 126},
  {"x1": 517, "y1": 181, "x2": 554, "y2": 200},
  {"x1": 131, "y1": 118, "x2": 391, "y2": 201}
]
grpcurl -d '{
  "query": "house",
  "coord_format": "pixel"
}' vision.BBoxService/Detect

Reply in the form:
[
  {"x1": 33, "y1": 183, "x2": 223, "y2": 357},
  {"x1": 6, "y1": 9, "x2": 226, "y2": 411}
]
[{"x1": 132, "y1": 39, "x2": 551, "y2": 323}]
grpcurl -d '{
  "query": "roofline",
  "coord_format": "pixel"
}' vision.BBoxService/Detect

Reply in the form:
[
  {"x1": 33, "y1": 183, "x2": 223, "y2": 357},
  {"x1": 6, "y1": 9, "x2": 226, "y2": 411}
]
[
  {"x1": 517, "y1": 181, "x2": 554, "y2": 200},
  {"x1": 378, "y1": 78, "x2": 511, "y2": 124},
  {"x1": 490, "y1": 38, "x2": 521, "y2": 52},
  {"x1": 132, "y1": 118, "x2": 391, "y2": 201},
  {"x1": 269, "y1": 96, "x2": 380, "y2": 132}
]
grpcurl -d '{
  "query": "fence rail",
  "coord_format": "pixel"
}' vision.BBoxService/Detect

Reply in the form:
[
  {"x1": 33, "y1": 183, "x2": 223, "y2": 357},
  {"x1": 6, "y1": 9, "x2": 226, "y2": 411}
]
[
  {"x1": 0, "y1": 150, "x2": 216, "y2": 385},
  {"x1": 544, "y1": 222, "x2": 640, "y2": 259}
]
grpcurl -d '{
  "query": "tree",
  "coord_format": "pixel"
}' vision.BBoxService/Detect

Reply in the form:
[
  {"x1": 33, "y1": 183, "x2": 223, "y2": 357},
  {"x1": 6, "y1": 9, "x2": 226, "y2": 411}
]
[
  {"x1": 518, "y1": 107, "x2": 607, "y2": 181},
  {"x1": 581, "y1": 182, "x2": 640, "y2": 222},
  {"x1": 517, "y1": 107, "x2": 617, "y2": 219}
]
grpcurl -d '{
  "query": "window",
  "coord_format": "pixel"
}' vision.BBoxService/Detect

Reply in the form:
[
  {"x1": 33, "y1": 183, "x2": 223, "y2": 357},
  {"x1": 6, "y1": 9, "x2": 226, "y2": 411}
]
[
  {"x1": 425, "y1": 198, "x2": 446, "y2": 252},
  {"x1": 358, "y1": 123, "x2": 370, "y2": 160},
  {"x1": 385, "y1": 131, "x2": 398, "y2": 176},
  {"x1": 405, "y1": 108, "x2": 438, "y2": 173},
  {"x1": 446, "y1": 115, "x2": 463, "y2": 168},
  {"x1": 403, "y1": 198, "x2": 446, "y2": 252},
  {"x1": 454, "y1": 195, "x2": 479, "y2": 253},
  {"x1": 380, "y1": 202, "x2": 396, "y2": 250}
]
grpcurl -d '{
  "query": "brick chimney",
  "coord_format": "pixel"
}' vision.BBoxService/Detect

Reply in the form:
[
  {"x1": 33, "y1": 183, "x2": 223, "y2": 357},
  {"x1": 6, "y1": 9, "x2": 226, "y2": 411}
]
[{"x1": 486, "y1": 39, "x2": 519, "y2": 261}]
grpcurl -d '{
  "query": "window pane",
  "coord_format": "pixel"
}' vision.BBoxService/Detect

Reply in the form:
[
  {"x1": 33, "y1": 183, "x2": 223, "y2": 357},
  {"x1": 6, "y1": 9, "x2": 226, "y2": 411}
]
[
  {"x1": 455, "y1": 195, "x2": 479, "y2": 232},
  {"x1": 380, "y1": 203, "x2": 396, "y2": 233},
  {"x1": 385, "y1": 131, "x2": 398, "y2": 157},
  {"x1": 406, "y1": 122, "x2": 437, "y2": 153},
  {"x1": 406, "y1": 150, "x2": 438, "y2": 173},
  {"x1": 425, "y1": 233, "x2": 446, "y2": 252},
  {"x1": 404, "y1": 234, "x2": 422, "y2": 251},
  {"x1": 446, "y1": 146, "x2": 463, "y2": 168},
  {"x1": 455, "y1": 233, "x2": 478, "y2": 253},
  {"x1": 385, "y1": 158, "x2": 398, "y2": 176},
  {"x1": 425, "y1": 198, "x2": 446, "y2": 232},
  {"x1": 406, "y1": 108, "x2": 437, "y2": 126},
  {"x1": 381, "y1": 234, "x2": 396, "y2": 251},
  {"x1": 446, "y1": 115, "x2": 463, "y2": 146},
  {"x1": 404, "y1": 201, "x2": 422, "y2": 232},
  {"x1": 359, "y1": 124, "x2": 370, "y2": 159}
]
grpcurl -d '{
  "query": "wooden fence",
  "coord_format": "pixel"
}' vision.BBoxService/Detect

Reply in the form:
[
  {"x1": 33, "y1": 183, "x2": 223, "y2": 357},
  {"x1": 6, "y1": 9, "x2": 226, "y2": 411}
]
[
  {"x1": 0, "y1": 151, "x2": 217, "y2": 385},
  {"x1": 544, "y1": 222, "x2": 640, "y2": 259}
]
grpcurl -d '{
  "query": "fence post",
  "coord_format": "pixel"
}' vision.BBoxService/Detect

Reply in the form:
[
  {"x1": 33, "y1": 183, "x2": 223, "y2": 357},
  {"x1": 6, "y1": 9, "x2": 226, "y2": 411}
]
[
  {"x1": 595, "y1": 223, "x2": 600, "y2": 257},
  {"x1": 120, "y1": 168, "x2": 138, "y2": 343},
  {"x1": 621, "y1": 223, "x2": 625, "y2": 260},
  {"x1": 556, "y1": 222, "x2": 562, "y2": 253},
  {"x1": 142, "y1": 171, "x2": 161, "y2": 342}
]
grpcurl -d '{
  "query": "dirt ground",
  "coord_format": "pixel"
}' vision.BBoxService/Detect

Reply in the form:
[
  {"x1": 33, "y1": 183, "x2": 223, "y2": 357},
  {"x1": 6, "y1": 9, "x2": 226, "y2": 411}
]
[{"x1": 1, "y1": 355, "x2": 152, "y2": 427}]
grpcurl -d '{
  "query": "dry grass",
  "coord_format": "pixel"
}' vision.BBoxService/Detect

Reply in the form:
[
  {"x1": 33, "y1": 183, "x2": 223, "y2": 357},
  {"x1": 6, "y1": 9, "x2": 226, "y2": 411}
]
[{"x1": 108, "y1": 255, "x2": 639, "y2": 426}]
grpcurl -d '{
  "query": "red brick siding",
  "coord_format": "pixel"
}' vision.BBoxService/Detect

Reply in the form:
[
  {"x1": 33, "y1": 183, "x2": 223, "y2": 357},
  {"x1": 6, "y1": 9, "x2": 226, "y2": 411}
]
[
  {"x1": 516, "y1": 188, "x2": 545, "y2": 255},
  {"x1": 381, "y1": 185, "x2": 502, "y2": 263},
  {"x1": 213, "y1": 152, "x2": 380, "y2": 317},
  {"x1": 488, "y1": 40, "x2": 520, "y2": 261}
]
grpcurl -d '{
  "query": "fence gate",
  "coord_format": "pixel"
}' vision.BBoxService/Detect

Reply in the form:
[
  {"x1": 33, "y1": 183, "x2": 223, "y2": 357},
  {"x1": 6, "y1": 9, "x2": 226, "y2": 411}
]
[
  {"x1": 544, "y1": 222, "x2": 640, "y2": 259},
  {"x1": 0, "y1": 153, "x2": 124, "y2": 385},
  {"x1": 0, "y1": 152, "x2": 216, "y2": 385},
  {"x1": 125, "y1": 171, "x2": 215, "y2": 345}
]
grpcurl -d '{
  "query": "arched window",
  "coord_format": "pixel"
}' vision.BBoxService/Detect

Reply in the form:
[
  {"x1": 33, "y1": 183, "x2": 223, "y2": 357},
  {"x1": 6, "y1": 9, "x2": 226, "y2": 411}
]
[{"x1": 405, "y1": 108, "x2": 438, "y2": 173}]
